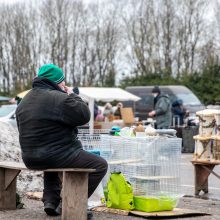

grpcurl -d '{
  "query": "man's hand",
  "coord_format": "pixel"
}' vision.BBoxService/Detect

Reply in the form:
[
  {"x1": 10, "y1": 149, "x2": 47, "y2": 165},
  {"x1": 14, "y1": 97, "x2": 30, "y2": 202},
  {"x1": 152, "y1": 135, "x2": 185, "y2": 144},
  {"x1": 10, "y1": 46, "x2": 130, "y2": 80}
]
[
  {"x1": 64, "y1": 86, "x2": 73, "y2": 95},
  {"x1": 148, "y1": 111, "x2": 156, "y2": 117}
]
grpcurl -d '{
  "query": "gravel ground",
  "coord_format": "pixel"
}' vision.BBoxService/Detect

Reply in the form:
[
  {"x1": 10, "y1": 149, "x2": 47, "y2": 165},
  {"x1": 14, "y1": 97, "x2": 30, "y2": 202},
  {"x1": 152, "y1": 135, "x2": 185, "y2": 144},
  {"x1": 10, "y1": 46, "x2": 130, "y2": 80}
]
[{"x1": 0, "y1": 196, "x2": 220, "y2": 220}]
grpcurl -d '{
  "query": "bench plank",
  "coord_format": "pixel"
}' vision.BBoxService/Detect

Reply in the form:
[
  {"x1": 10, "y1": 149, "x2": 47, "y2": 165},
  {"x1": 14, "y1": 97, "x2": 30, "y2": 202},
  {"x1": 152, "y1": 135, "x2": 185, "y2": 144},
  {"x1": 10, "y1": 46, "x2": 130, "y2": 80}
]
[
  {"x1": 192, "y1": 163, "x2": 214, "y2": 195},
  {"x1": 191, "y1": 160, "x2": 220, "y2": 165},
  {"x1": 0, "y1": 160, "x2": 95, "y2": 219},
  {"x1": 0, "y1": 161, "x2": 27, "y2": 170},
  {"x1": 5, "y1": 169, "x2": 21, "y2": 190},
  {"x1": 191, "y1": 160, "x2": 220, "y2": 195},
  {"x1": 0, "y1": 161, "x2": 95, "y2": 173},
  {"x1": 0, "y1": 168, "x2": 17, "y2": 210},
  {"x1": 62, "y1": 171, "x2": 88, "y2": 220}
]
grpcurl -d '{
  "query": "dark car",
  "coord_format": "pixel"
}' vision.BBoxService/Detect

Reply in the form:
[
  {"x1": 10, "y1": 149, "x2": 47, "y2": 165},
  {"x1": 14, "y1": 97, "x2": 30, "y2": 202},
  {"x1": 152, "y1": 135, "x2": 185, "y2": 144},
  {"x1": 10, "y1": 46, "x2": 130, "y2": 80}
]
[{"x1": 123, "y1": 85, "x2": 205, "y2": 120}]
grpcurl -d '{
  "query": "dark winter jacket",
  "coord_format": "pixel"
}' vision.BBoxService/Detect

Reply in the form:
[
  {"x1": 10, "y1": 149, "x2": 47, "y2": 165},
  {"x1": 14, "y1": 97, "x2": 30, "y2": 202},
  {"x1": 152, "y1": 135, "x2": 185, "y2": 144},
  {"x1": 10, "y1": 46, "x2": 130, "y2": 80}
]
[
  {"x1": 154, "y1": 94, "x2": 171, "y2": 129},
  {"x1": 172, "y1": 103, "x2": 186, "y2": 125},
  {"x1": 16, "y1": 77, "x2": 90, "y2": 169}
]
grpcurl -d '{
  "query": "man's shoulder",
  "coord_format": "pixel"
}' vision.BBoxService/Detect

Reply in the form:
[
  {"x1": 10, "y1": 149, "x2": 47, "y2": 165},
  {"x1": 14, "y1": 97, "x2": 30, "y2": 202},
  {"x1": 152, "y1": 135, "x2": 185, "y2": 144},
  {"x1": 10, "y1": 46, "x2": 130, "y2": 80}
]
[
  {"x1": 50, "y1": 89, "x2": 66, "y2": 97},
  {"x1": 158, "y1": 94, "x2": 169, "y2": 100},
  {"x1": 157, "y1": 94, "x2": 171, "y2": 105},
  {"x1": 31, "y1": 88, "x2": 68, "y2": 105}
]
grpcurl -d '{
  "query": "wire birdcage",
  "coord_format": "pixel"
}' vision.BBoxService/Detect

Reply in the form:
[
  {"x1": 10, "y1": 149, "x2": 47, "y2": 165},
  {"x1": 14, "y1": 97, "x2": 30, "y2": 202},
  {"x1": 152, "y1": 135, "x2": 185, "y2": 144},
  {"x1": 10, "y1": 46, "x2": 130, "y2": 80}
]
[
  {"x1": 78, "y1": 129, "x2": 110, "y2": 135},
  {"x1": 100, "y1": 136, "x2": 181, "y2": 197},
  {"x1": 78, "y1": 130, "x2": 182, "y2": 198},
  {"x1": 78, "y1": 129, "x2": 110, "y2": 150}
]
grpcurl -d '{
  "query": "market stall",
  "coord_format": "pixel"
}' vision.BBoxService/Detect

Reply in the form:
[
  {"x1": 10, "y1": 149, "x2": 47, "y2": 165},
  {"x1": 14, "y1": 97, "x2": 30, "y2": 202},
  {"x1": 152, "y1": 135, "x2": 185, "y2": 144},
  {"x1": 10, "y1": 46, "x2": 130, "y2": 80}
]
[{"x1": 77, "y1": 87, "x2": 141, "y2": 131}]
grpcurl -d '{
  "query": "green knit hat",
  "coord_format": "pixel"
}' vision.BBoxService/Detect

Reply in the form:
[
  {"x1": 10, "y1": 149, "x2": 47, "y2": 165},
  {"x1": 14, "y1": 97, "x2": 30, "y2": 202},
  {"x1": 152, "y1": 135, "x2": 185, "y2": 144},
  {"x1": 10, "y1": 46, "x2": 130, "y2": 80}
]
[{"x1": 37, "y1": 64, "x2": 65, "y2": 84}]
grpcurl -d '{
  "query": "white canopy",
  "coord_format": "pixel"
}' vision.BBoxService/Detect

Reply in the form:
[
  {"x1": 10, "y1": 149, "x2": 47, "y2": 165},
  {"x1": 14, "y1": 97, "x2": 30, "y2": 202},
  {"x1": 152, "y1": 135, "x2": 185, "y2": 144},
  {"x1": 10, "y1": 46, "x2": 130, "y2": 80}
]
[
  {"x1": 78, "y1": 87, "x2": 141, "y2": 102},
  {"x1": 77, "y1": 87, "x2": 141, "y2": 131}
]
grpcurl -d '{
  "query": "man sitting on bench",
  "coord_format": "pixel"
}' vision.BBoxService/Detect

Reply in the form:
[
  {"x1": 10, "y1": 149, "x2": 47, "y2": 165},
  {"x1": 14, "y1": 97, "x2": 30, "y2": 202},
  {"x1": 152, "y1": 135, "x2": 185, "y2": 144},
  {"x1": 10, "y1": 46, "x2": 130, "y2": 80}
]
[{"x1": 16, "y1": 64, "x2": 108, "y2": 219}]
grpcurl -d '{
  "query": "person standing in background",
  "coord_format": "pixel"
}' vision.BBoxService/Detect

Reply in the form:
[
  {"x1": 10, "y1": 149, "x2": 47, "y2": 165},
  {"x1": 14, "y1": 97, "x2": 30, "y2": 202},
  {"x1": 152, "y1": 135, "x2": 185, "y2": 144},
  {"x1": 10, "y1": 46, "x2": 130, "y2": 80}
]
[
  {"x1": 148, "y1": 86, "x2": 172, "y2": 129},
  {"x1": 172, "y1": 99, "x2": 188, "y2": 126},
  {"x1": 114, "y1": 102, "x2": 123, "y2": 119},
  {"x1": 103, "y1": 103, "x2": 113, "y2": 118}
]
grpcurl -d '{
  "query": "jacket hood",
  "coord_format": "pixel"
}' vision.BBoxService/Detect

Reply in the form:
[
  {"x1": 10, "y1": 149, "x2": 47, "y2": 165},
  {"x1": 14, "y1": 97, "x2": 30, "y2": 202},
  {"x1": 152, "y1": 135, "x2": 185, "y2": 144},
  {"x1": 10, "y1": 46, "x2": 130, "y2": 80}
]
[
  {"x1": 158, "y1": 93, "x2": 169, "y2": 99},
  {"x1": 32, "y1": 77, "x2": 66, "y2": 93}
]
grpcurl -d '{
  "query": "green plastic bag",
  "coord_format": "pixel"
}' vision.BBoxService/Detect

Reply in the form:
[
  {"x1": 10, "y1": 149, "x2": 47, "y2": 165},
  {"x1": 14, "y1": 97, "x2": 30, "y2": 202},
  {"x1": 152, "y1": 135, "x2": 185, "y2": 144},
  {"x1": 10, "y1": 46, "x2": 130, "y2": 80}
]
[
  {"x1": 106, "y1": 172, "x2": 135, "y2": 210},
  {"x1": 134, "y1": 195, "x2": 177, "y2": 212}
]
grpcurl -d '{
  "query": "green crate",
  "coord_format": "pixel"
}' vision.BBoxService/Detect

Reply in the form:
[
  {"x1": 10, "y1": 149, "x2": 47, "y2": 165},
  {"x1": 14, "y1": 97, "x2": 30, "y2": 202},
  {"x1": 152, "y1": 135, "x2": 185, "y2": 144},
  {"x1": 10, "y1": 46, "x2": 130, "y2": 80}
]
[{"x1": 134, "y1": 195, "x2": 177, "y2": 212}]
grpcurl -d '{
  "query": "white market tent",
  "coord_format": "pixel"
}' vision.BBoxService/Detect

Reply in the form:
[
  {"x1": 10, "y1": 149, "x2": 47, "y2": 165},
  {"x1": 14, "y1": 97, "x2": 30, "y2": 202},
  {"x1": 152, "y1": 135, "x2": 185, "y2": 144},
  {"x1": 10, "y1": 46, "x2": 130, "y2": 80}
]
[{"x1": 78, "y1": 87, "x2": 141, "y2": 130}]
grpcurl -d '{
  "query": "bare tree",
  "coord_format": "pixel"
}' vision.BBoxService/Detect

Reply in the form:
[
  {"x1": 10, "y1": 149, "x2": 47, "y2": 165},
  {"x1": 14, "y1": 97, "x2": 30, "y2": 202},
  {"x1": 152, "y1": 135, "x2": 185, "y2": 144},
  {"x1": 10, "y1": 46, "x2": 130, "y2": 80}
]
[
  {"x1": 0, "y1": 5, "x2": 10, "y2": 93},
  {"x1": 2, "y1": 3, "x2": 35, "y2": 92},
  {"x1": 175, "y1": 0, "x2": 207, "y2": 75},
  {"x1": 68, "y1": 1, "x2": 83, "y2": 86},
  {"x1": 124, "y1": 0, "x2": 156, "y2": 76},
  {"x1": 159, "y1": 0, "x2": 175, "y2": 75},
  {"x1": 72, "y1": 0, "x2": 121, "y2": 86},
  {"x1": 40, "y1": 0, "x2": 71, "y2": 76},
  {"x1": 92, "y1": 1, "x2": 120, "y2": 86},
  {"x1": 0, "y1": 0, "x2": 215, "y2": 95}
]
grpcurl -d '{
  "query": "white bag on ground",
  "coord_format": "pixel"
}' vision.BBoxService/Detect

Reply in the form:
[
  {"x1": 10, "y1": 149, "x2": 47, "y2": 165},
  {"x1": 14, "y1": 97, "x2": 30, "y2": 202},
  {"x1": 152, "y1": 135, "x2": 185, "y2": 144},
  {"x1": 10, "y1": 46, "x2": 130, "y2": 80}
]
[{"x1": 88, "y1": 182, "x2": 105, "y2": 209}]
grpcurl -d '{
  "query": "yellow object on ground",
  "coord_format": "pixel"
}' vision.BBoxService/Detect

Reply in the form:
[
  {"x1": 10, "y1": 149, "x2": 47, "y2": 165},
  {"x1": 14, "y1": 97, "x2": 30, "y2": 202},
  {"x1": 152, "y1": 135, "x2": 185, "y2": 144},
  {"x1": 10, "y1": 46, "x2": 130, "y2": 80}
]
[{"x1": 134, "y1": 195, "x2": 177, "y2": 212}]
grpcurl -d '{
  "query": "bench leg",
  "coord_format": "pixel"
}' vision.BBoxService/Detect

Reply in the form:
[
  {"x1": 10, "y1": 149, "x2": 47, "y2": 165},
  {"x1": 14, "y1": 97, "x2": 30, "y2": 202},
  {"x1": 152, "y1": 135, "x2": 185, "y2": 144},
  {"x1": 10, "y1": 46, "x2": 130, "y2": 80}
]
[
  {"x1": 62, "y1": 171, "x2": 88, "y2": 220},
  {"x1": 0, "y1": 168, "x2": 20, "y2": 210},
  {"x1": 194, "y1": 164, "x2": 214, "y2": 195}
]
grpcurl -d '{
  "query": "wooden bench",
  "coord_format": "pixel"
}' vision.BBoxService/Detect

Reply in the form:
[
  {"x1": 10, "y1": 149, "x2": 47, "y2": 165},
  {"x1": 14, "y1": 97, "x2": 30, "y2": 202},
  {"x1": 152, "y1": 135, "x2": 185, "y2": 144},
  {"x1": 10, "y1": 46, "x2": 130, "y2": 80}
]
[
  {"x1": 191, "y1": 160, "x2": 220, "y2": 195},
  {"x1": 0, "y1": 161, "x2": 95, "y2": 220}
]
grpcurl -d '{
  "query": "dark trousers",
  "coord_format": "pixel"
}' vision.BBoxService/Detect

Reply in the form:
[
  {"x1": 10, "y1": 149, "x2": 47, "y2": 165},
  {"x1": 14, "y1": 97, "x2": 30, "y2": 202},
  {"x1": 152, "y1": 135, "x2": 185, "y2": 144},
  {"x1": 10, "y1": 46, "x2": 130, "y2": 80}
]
[{"x1": 43, "y1": 150, "x2": 108, "y2": 205}]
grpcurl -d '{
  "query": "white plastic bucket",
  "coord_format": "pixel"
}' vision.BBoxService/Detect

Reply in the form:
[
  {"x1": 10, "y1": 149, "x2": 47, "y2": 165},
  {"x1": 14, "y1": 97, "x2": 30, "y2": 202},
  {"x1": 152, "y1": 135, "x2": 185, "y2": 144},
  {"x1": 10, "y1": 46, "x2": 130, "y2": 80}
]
[{"x1": 214, "y1": 111, "x2": 220, "y2": 135}]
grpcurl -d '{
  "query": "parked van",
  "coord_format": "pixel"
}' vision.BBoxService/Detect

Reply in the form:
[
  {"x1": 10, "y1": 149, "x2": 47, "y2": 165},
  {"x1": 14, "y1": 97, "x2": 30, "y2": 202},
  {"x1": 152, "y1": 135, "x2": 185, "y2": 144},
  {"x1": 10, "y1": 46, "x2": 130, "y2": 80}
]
[{"x1": 124, "y1": 85, "x2": 205, "y2": 120}]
